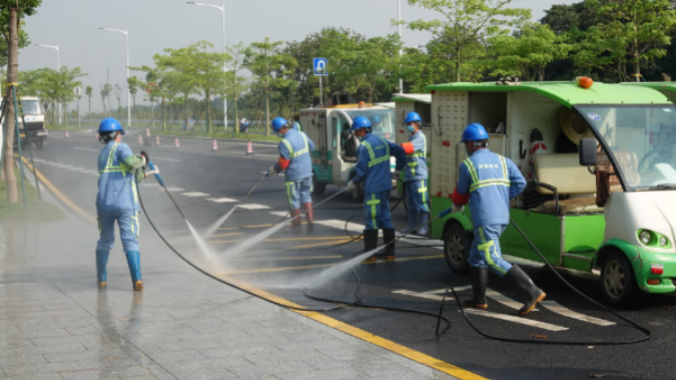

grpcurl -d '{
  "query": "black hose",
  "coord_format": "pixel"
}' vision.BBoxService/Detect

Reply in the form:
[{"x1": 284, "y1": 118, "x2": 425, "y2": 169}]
[{"x1": 445, "y1": 218, "x2": 651, "y2": 345}]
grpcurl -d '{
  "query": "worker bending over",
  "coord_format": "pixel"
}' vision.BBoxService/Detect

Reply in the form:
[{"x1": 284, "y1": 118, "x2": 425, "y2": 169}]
[
  {"x1": 267, "y1": 117, "x2": 316, "y2": 233},
  {"x1": 95, "y1": 118, "x2": 150, "y2": 291},
  {"x1": 399, "y1": 112, "x2": 430, "y2": 236},
  {"x1": 347, "y1": 117, "x2": 405, "y2": 260},
  {"x1": 440, "y1": 123, "x2": 545, "y2": 316}
]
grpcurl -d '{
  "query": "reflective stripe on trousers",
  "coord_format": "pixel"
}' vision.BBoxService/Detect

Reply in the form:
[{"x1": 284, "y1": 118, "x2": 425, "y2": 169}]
[{"x1": 468, "y1": 224, "x2": 512, "y2": 277}]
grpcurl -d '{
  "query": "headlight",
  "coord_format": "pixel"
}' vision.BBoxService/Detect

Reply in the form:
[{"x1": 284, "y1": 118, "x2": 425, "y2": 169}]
[
  {"x1": 660, "y1": 237, "x2": 668, "y2": 247},
  {"x1": 640, "y1": 230, "x2": 652, "y2": 245}
]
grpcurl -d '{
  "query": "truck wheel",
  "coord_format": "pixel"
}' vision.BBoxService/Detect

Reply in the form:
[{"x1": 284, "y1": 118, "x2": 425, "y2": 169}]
[
  {"x1": 600, "y1": 251, "x2": 638, "y2": 306},
  {"x1": 312, "y1": 174, "x2": 326, "y2": 195},
  {"x1": 443, "y1": 224, "x2": 471, "y2": 274}
]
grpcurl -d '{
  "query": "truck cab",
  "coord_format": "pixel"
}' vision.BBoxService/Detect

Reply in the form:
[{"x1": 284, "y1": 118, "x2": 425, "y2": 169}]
[
  {"x1": 19, "y1": 97, "x2": 47, "y2": 149},
  {"x1": 427, "y1": 81, "x2": 676, "y2": 305},
  {"x1": 300, "y1": 104, "x2": 397, "y2": 200}
]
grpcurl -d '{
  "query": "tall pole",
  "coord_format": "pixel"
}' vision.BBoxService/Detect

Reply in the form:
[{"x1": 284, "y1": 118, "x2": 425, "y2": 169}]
[
  {"x1": 398, "y1": 0, "x2": 403, "y2": 94},
  {"x1": 319, "y1": 76, "x2": 323, "y2": 105},
  {"x1": 99, "y1": 28, "x2": 131, "y2": 126}
]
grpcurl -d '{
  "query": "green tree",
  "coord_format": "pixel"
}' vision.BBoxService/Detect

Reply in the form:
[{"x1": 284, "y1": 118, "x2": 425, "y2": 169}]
[
  {"x1": 244, "y1": 38, "x2": 296, "y2": 136},
  {"x1": 191, "y1": 41, "x2": 229, "y2": 133},
  {"x1": 100, "y1": 83, "x2": 112, "y2": 116},
  {"x1": 20, "y1": 67, "x2": 86, "y2": 124},
  {"x1": 350, "y1": 34, "x2": 401, "y2": 102},
  {"x1": 404, "y1": 0, "x2": 531, "y2": 82},
  {"x1": 85, "y1": 85, "x2": 92, "y2": 119},
  {"x1": 127, "y1": 76, "x2": 143, "y2": 122},
  {"x1": 0, "y1": 0, "x2": 42, "y2": 203},
  {"x1": 489, "y1": 23, "x2": 572, "y2": 81},
  {"x1": 573, "y1": 0, "x2": 676, "y2": 82},
  {"x1": 131, "y1": 65, "x2": 172, "y2": 130}
]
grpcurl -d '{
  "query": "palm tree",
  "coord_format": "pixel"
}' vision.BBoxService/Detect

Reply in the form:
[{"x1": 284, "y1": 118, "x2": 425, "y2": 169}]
[{"x1": 85, "y1": 85, "x2": 92, "y2": 121}]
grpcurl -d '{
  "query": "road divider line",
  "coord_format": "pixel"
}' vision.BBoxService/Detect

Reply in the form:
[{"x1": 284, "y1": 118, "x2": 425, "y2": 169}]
[{"x1": 487, "y1": 289, "x2": 538, "y2": 312}]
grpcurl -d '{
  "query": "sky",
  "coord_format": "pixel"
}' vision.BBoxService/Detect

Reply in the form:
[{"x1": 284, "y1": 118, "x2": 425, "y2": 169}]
[{"x1": 20, "y1": 0, "x2": 575, "y2": 112}]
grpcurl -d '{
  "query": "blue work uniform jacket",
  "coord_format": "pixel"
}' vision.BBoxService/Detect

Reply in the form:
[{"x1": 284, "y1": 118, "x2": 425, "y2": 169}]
[
  {"x1": 275, "y1": 129, "x2": 316, "y2": 182},
  {"x1": 453, "y1": 149, "x2": 526, "y2": 227},
  {"x1": 352, "y1": 133, "x2": 405, "y2": 194},
  {"x1": 96, "y1": 141, "x2": 145, "y2": 213},
  {"x1": 402, "y1": 130, "x2": 428, "y2": 181}
]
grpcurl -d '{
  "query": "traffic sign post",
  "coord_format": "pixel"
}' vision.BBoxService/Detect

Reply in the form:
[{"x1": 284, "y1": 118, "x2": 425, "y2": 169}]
[
  {"x1": 73, "y1": 86, "x2": 82, "y2": 128},
  {"x1": 313, "y1": 58, "x2": 328, "y2": 106}
]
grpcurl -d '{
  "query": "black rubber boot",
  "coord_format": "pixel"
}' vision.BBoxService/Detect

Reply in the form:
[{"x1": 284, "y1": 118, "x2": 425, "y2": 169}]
[
  {"x1": 505, "y1": 265, "x2": 546, "y2": 316},
  {"x1": 465, "y1": 266, "x2": 488, "y2": 309},
  {"x1": 363, "y1": 229, "x2": 379, "y2": 262},
  {"x1": 382, "y1": 228, "x2": 396, "y2": 260}
]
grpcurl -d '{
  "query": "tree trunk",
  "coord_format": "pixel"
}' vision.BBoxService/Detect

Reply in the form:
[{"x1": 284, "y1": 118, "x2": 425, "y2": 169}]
[
  {"x1": 455, "y1": 47, "x2": 461, "y2": 82},
  {"x1": 184, "y1": 94, "x2": 189, "y2": 132},
  {"x1": 265, "y1": 91, "x2": 270, "y2": 137},
  {"x1": 151, "y1": 100, "x2": 155, "y2": 128},
  {"x1": 206, "y1": 91, "x2": 212, "y2": 134},
  {"x1": 3, "y1": 6, "x2": 19, "y2": 203},
  {"x1": 88, "y1": 97, "x2": 91, "y2": 120},
  {"x1": 234, "y1": 97, "x2": 239, "y2": 135},
  {"x1": 161, "y1": 96, "x2": 166, "y2": 131},
  {"x1": 633, "y1": 58, "x2": 640, "y2": 82}
]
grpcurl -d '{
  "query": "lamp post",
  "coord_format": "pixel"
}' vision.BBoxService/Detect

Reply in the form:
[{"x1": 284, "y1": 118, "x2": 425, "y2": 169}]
[
  {"x1": 34, "y1": 43, "x2": 62, "y2": 124},
  {"x1": 98, "y1": 28, "x2": 131, "y2": 127},
  {"x1": 398, "y1": 0, "x2": 403, "y2": 94},
  {"x1": 188, "y1": 2, "x2": 228, "y2": 131}
]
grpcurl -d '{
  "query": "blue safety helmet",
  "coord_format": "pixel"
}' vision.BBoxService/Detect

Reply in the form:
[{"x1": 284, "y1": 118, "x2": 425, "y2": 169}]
[
  {"x1": 404, "y1": 112, "x2": 422, "y2": 124},
  {"x1": 98, "y1": 117, "x2": 125, "y2": 135},
  {"x1": 460, "y1": 123, "x2": 489, "y2": 143},
  {"x1": 371, "y1": 115, "x2": 382, "y2": 124},
  {"x1": 351, "y1": 116, "x2": 372, "y2": 130},
  {"x1": 271, "y1": 117, "x2": 289, "y2": 133}
]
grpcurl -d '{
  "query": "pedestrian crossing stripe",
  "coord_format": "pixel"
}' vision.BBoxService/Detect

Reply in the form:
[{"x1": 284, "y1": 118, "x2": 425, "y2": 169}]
[
  {"x1": 182, "y1": 192, "x2": 210, "y2": 197},
  {"x1": 238, "y1": 203, "x2": 271, "y2": 210}
]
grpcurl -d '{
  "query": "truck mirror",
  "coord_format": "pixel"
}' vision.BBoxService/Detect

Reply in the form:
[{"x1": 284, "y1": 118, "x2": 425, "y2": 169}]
[{"x1": 579, "y1": 138, "x2": 597, "y2": 166}]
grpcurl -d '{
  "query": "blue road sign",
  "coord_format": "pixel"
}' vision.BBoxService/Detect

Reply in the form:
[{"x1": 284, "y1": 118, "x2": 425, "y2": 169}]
[{"x1": 313, "y1": 58, "x2": 328, "y2": 76}]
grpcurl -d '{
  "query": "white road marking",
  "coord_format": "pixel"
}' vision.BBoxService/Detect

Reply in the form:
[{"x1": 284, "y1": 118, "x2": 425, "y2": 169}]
[
  {"x1": 393, "y1": 289, "x2": 567, "y2": 331},
  {"x1": 486, "y1": 289, "x2": 538, "y2": 312},
  {"x1": 75, "y1": 147, "x2": 99, "y2": 152},
  {"x1": 207, "y1": 197, "x2": 237, "y2": 203},
  {"x1": 539, "y1": 301, "x2": 615, "y2": 326},
  {"x1": 270, "y1": 211, "x2": 288, "y2": 217},
  {"x1": 182, "y1": 192, "x2": 210, "y2": 197},
  {"x1": 315, "y1": 219, "x2": 364, "y2": 233},
  {"x1": 151, "y1": 156, "x2": 181, "y2": 163},
  {"x1": 238, "y1": 203, "x2": 270, "y2": 210}
]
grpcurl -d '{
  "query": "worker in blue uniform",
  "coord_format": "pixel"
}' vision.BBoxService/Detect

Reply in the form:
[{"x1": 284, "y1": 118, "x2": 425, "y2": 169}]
[
  {"x1": 95, "y1": 118, "x2": 149, "y2": 291},
  {"x1": 266, "y1": 117, "x2": 316, "y2": 233},
  {"x1": 439, "y1": 123, "x2": 544, "y2": 316},
  {"x1": 399, "y1": 112, "x2": 430, "y2": 236},
  {"x1": 372, "y1": 115, "x2": 384, "y2": 136},
  {"x1": 347, "y1": 116, "x2": 406, "y2": 260}
]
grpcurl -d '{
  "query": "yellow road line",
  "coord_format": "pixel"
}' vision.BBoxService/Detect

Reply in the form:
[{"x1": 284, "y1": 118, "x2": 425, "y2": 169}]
[
  {"x1": 173, "y1": 231, "x2": 243, "y2": 242},
  {"x1": 222, "y1": 255, "x2": 444, "y2": 275},
  {"x1": 36, "y1": 166, "x2": 485, "y2": 380},
  {"x1": 291, "y1": 238, "x2": 356, "y2": 249},
  {"x1": 232, "y1": 255, "x2": 343, "y2": 262},
  {"x1": 20, "y1": 158, "x2": 96, "y2": 222},
  {"x1": 222, "y1": 275, "x2": 488, "y2": 380}
]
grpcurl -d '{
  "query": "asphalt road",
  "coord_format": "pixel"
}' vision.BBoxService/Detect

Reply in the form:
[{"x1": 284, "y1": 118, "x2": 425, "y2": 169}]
[{"x1": 26, "y1": 130, "x2": 676, "y2": 380}]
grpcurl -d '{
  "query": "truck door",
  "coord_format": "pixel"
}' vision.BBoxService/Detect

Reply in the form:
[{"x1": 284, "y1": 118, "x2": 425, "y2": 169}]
[{"x1": 331, "y1": 111, "x2": 355, "y2": 183}]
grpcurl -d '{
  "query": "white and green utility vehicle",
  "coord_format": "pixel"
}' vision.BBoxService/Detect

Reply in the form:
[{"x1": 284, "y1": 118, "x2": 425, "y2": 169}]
[{"x1": 428, "y1": 81, "x2": 676, "y2": 305}]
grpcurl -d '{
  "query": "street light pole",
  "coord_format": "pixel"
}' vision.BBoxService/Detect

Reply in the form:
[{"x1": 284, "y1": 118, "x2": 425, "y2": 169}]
[
  {"x1": 398, "y1": 0, "x2": 404, "y2": 94},
  {"x1": 188, "y1": 2, "x2": 228, "y2": 131},
  {"x1": 99, "y1": 28, "x2": 131, "y2": 127},
  {"x1": 34, "y1": 43, "x2": 62, "y2": 124}
]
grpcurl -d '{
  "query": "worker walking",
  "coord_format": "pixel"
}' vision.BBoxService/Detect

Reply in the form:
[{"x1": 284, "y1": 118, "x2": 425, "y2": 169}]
[
  {"x1": 266, "y1": 117, "x2": 316, "y2": 233},
  {"x1": 95, "y1": 118, "x2": 149, "y2": 291},
  {"x1": 439, "y1": 123, "x2": 544, "y2": 316},
  {"x1": 399, "y1": 112, "x2": 430, "y2": 236},
  {"x1": 347, "y1": 117, "x2": 405, "y2": 260}
]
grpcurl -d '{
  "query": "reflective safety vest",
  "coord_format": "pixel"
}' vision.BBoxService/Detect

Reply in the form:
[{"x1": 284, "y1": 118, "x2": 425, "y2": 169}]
[
  {"x1": 361, "y1": 136, "x2": 390, "y2": 168},
  {"x1": 403, "y1": 131, "x2": 428, "y2": 181},
  {"x1": 96, "y1": 142, "x2": 139, "y2": 213},
  {"x1": 278, "y1": 129, "x2": 315, "y2": 182},
  {"x1": 353, "y1": 133, "x2": 404, "y2": 194},
  {"x1": 464, "y1": 155, "x2": 510, "y2": 193}
]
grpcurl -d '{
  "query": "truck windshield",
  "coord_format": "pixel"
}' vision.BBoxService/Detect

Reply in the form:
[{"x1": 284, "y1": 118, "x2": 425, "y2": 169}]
[
  {"x1": 576, "y1": 104, "x2": 676, "y2": 191},
  {"x1": 345, "y1": 109, "x2": 396, "y2": 142},
  {"x1": 21, "y1": 100, "x2": 42, "y2": 115}
]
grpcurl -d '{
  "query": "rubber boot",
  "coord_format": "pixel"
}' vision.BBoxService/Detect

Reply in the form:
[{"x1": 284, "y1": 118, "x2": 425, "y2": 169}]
[
  {"x1": 400, "y1": 211, "x2": 419, "y2": 235},
  {"x1": 363, "y1": 229, "x2": 379, "y2": 262},
  {"x1": 416, "y1": 212, "x2": 430, "y2": 237},
  {"x1": 96, "y1": 250, "x2": 109, "y2": 288},
  {"x1": 125, "y1": 251, "x2": 143, "y2": 291},
  {"x1": 465, "y1": 267, "x2": 488, "y2": 309},
  {"x1": 287, "y1": 209, "x2": 302, "y2": 234},
  {"x1": 505, "y1": 265, "x2": 546, "y2": 316},
  {"x1": 304, "y1": 202, "x2": 314, "y2": 234},
  {"x1": 383, "y1": 228, "x2": 396, "y2": 260}
]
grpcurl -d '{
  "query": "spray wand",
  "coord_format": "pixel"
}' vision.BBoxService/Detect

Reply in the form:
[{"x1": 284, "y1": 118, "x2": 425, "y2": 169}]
[{"x1": 144, "y1": 160, "x2": 186, "y2": 220}]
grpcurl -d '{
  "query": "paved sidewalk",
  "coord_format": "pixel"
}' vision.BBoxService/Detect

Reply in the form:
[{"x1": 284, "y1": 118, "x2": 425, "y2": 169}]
[{"x1": 0, "y1": 197, "x2": 459, "y2": 379}]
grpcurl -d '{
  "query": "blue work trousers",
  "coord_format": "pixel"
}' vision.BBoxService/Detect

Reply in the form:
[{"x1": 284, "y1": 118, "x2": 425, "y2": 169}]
[
  {"x1": 469, "y1": 224, "x2": 513, "y2": 277},
  {"x1": 285, "y1": 176, "x2": 312, "y2": 210},
  {"x1": 97, "y1": 209, "x2": 140, "y2": 252},
  {"x1": 364, "y1": 191, "x2": 393, "y2": 230},
  {"x1": 405, "y1": 179, "x2": 430, "y2": 213}
]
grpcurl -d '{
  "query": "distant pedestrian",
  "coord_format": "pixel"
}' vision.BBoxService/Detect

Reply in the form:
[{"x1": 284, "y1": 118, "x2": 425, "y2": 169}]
[{"x1": 240, "y1": 117, "x2": 250, "y2": 133}]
